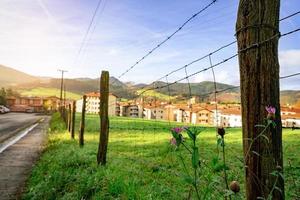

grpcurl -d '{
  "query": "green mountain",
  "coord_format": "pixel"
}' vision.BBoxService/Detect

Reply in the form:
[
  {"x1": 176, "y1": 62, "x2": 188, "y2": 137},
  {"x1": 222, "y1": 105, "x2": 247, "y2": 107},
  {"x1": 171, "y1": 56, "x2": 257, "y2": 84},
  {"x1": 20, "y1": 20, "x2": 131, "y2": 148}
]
[
  {"x1": 18, "y1": 77, "x2": 136, "y2": 99},
  {"x1": 143, "y1": 81, "x2": 240, "y2": 97},
  {"x1": 0, "y1": 65, "x2": 299, "y2": 105}
]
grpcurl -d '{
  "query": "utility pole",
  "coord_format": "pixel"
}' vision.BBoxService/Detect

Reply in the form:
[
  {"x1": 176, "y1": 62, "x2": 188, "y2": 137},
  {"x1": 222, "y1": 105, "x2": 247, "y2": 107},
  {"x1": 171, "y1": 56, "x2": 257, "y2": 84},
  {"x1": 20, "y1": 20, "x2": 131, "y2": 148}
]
[
  {"x1": 58, "y1": 69, "x2": 67, "y2": 112},
  {"x1": 236, "y1": 0, "x2": 284, "y2": 199}
]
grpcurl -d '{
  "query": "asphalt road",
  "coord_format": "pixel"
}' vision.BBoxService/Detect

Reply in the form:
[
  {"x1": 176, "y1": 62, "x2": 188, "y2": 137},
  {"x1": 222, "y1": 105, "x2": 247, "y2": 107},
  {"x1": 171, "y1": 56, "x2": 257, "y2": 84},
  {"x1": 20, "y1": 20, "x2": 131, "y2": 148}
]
[
  {"x1": 0, "y1": 116, "x2": 50, "y2": 199},
  {"x1": 0, "y1": 113, "x2": 43, "y2": 143}
]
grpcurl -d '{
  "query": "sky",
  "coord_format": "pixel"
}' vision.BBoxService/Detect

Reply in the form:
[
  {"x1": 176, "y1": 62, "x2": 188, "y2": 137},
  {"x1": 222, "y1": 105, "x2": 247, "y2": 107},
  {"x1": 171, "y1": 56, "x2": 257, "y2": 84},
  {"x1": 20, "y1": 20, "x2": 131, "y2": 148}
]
[{"x1": 0, "y1": 0, "x2": 299, "y2": 89}]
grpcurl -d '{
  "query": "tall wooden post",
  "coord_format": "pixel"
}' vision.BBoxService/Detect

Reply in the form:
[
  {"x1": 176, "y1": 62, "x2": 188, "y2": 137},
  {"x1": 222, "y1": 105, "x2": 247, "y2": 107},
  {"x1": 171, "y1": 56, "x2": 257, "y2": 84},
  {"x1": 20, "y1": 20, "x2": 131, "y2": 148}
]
[
  {"x1": 236, "y1": 1, "x2": 284, "y2": 199},
  {"x1": 97, "y1": 71, "x2": 110, "y2": 165},
  {"x1": 63, "y1": 84, "x2": 67, "y2": 125},
  {"x1": 67, "y1": 103, "x2": 71, "y2": 132},
  {"x1": 71, "y1": 101, "x2": 76, "y2": 139},
  {"x1": 79, "y1": 95, "x2": 86, "y2": 147}
]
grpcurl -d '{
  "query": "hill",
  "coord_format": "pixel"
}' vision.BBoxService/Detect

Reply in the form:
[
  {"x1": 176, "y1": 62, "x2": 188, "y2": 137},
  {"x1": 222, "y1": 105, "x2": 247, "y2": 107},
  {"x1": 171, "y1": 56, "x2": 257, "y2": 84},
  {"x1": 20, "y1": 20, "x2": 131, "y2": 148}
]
[
  {"x1": 139, "y1": 81, "x2": 240, "y2": 100},
  {"x1": 280, "y1": 90, "x2": 300, "y2": 106},
  {"x1": 0, "y1": 65, "x2": 38, "y2": 86},
  {"x1": 17, "y1": 76, "x2": 136, "y2": 99},
  {"x1": 1, "y1": 65, "x2": 299, "y2": 105}
]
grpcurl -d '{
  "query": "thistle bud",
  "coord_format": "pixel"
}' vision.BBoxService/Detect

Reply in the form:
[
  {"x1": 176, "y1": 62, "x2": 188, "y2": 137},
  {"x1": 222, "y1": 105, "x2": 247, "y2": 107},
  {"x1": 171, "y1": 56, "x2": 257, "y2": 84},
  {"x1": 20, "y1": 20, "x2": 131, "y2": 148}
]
[
  {"x1": 229, "y1": 181, "x2": 240, "y2": 193},
  {"x1": 217, "y1": 127, "x2": 225, "y2": 137}
]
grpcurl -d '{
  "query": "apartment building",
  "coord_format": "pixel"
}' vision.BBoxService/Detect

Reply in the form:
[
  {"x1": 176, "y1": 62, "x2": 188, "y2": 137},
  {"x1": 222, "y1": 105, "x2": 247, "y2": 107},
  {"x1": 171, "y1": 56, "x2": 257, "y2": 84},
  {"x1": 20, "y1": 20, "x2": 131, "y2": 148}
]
[
  {"x1": 120, "y1": 104, "x2": 142, "y2": 118},
  {"x1": 6, "y1": 96, "x2": 60, "y2": 112},
  {"x1": 76, "y1": 92, "x2": 118, "y2": 116},
  {"x1": 143, "y1": 105, "x2": 164, "y2": 120},
  {"x1": 219, "y1": 108, "x2": 242, "y2": 127},
  {"x1": 191, "y1": 108, "x2": 214, "y2": 125}
]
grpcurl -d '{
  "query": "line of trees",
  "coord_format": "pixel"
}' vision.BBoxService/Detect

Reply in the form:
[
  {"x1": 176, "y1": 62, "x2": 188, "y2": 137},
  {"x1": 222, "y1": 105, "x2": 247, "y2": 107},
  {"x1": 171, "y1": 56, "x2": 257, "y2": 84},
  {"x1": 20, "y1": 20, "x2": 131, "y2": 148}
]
[{"x1": 0, "y1": 88, "x2": 20, "y2": 105}]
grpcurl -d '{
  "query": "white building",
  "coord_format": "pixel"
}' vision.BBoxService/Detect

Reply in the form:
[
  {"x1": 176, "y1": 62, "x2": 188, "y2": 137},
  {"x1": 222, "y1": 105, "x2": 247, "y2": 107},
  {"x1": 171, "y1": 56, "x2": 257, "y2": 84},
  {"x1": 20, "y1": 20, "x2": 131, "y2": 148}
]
[
  {"x1": 76, "y1": 92, "x2": 118, "y2": 116},
  {"x1": 143, "y1": 106, "x2": 164, "y2": 120}
]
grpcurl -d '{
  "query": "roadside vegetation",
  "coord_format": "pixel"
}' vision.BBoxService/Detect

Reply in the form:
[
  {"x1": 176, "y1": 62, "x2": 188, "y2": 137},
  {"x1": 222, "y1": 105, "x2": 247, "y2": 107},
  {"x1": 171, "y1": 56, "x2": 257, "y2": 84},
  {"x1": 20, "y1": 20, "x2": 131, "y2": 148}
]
[{"x1": 22, "y1": 113, "x2": 300, "y2": 199}]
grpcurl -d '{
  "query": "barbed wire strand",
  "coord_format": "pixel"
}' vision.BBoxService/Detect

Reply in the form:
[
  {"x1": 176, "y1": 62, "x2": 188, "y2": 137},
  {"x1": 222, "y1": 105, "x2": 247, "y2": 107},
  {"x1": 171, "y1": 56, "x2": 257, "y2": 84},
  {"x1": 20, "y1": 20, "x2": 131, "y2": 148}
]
[
  {"x1": 135, "y1": 10, "x2": 300, "y2": 89},
  {"x1": 138, "y1": 27, "x2": 300, "y2": 96},
  {"x1": 112, "y1": 0, "x2": 218, "y2": 83},
  {"x1": 74, "y1": 0, "x2": 103, "y2": 65}
]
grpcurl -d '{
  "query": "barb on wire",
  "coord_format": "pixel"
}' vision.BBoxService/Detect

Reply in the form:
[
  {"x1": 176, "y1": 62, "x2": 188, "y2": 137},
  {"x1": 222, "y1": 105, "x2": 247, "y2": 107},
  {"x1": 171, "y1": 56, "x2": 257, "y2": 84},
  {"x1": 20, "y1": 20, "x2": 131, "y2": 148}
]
[{"x1": 114, "y1": 0, "x2": 218, "y2": 82}]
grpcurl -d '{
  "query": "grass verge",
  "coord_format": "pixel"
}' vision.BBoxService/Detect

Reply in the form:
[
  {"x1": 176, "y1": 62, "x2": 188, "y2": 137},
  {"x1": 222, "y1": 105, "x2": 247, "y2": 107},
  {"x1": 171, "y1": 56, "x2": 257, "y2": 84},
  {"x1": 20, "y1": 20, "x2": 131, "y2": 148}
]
[{"x1": 22, "y1": 113, "x2": 300, "y2": 199}]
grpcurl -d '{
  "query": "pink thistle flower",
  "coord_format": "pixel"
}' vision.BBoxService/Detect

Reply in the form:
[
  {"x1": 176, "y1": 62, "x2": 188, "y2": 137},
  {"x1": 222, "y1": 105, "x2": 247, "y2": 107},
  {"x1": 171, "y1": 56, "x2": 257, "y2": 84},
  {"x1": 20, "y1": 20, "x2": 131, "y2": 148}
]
[
  {"x1": 265, "y1": 106, "x2": 276, "y2": 120},
  {"x1": 171, "y1": 127, "x2": 183, "y2": 134},
  {"x1": 265, "y1": 106, "x2": 276, "y2": 114}
]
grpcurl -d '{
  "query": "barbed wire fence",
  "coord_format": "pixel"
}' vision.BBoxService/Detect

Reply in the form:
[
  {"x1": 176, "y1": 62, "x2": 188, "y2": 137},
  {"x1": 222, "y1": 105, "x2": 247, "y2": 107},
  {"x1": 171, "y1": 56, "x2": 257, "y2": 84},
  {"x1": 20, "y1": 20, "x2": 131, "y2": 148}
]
[{"x1": 62, "y1": 9, "x2": 300, "y2": 199}]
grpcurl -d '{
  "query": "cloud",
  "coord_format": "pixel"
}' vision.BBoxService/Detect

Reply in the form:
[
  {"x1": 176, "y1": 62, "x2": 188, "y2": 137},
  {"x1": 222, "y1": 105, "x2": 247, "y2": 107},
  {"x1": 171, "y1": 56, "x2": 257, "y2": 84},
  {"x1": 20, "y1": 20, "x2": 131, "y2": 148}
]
[
  {"x1": 193, "y1": 68, "x2": 239, "y2": 86},
  {"x1": 279, "y1": 49, "x2": 300, "y2": 68}
]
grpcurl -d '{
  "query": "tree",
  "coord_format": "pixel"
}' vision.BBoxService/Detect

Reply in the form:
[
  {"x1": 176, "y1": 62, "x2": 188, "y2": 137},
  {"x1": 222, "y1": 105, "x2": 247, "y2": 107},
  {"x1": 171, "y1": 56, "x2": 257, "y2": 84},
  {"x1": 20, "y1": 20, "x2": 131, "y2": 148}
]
[
  {"x1": 0, "y1": 88, "x2": 6, "y2": 105},
  {"x1": 236, "y1": 0, "x2": 284, "y2": 199},
  {"x1": 5, "y1": 88, "x2": 20, "y2": 97}
]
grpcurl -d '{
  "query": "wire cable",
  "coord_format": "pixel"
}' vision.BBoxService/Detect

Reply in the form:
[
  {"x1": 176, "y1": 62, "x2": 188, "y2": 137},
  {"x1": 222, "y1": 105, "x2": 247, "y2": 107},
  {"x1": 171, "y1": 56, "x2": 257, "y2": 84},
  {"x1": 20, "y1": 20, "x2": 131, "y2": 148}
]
[
  {"x1": 113, "y1": 0, "x2": 218, "y2": 82},
  {"x1": 74, "y1": 0, "x2": 103, "y2": 64}
]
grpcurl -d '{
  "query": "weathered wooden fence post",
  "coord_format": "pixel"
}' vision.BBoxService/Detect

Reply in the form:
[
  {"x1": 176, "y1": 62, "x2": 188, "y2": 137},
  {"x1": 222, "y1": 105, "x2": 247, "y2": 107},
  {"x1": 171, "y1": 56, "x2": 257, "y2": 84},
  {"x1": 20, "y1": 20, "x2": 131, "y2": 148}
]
[
  {"x1": 79, "y1": 95, "x2": 86, "y2": 147},
  {"x1": 97, "y1": 71, "x2": 110, "y2": 165},
  {"x1": 236, "y1": 0, "x2": 284, "y2": 199},
  {"x1": 71, "y1": 101, "x2": 76, "y2": 139},
  {"x1": 67, "y1": 103, "x2": 71, "y2": 132},
  {"x1": 63, "y1": 106, "x2": 66, "y2": 126}
]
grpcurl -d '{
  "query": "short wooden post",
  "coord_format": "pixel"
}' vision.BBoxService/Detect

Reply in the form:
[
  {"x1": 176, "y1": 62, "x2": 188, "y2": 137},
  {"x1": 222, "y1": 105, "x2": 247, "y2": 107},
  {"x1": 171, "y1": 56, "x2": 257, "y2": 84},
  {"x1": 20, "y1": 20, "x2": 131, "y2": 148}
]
[
  {"x1": 62, "y1": 106, "x2": 66, "y2": 125},
  {"x1": 71, "y1": 101, "x2": 76, "y2": 139},
  {"x1": 79, "y1": 95, "x2": 86, "y2": 147},
  {"x1": 97, "y1": 71, "x2": 110, "y2": 165},
  {"x1": 67, "y1": 103, "x2": 71, "y2": 132},
  {"x1": 64, "y1": 106, "x2": 68, "y2": 125}
]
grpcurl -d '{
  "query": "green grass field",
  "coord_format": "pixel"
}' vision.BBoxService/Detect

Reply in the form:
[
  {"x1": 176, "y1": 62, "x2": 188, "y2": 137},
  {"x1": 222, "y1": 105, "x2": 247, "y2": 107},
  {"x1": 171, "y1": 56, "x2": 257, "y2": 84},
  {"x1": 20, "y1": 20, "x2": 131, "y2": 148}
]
[
  {"x1": 22, "y1": 113, "x2": 300, "y2": 200},
  {"x1": 18, "y1": 87, "x2": 82, "y2": 100}
]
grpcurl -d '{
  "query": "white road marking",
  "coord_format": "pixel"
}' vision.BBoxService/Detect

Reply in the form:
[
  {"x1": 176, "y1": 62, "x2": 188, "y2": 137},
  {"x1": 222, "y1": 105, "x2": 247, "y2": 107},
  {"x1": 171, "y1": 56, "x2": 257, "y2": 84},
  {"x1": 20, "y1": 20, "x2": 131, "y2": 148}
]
[{"x1": 0, "y1": 122, "x2": 40, "y2": 153}]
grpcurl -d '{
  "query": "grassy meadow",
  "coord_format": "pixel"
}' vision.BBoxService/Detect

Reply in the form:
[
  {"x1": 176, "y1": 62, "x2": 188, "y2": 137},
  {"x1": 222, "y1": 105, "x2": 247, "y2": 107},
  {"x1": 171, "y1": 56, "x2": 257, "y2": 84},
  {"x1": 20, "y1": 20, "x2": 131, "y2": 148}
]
[
  {"x1": 18, "y1": 87, "x2": 82, "y2": 100},
  {"x1": 22, "y1": 113, "x2": 300, "y2": 200}
]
